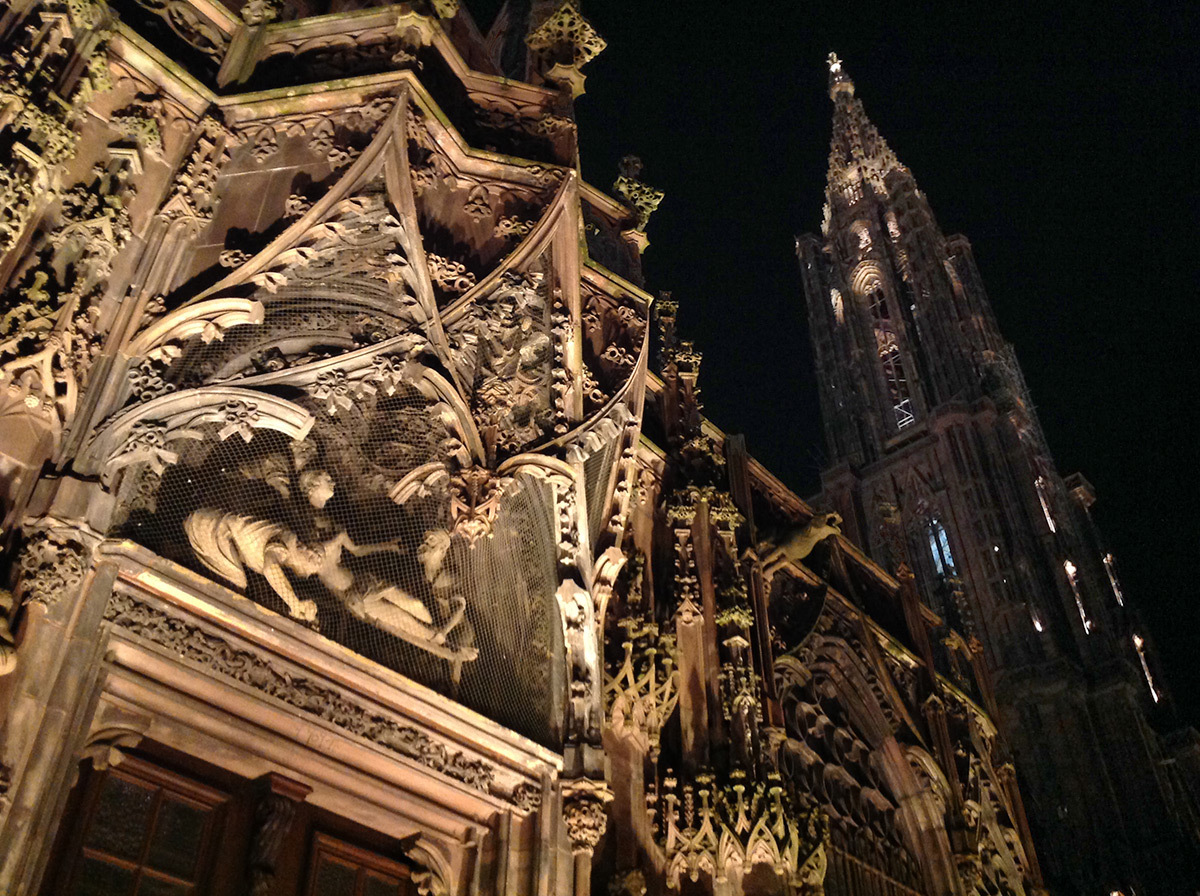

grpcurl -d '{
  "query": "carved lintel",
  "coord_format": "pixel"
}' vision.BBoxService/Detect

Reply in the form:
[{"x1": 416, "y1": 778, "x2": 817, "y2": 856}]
[{"x1": 101, "y1": 592, "x2": 516, "y2": 802}]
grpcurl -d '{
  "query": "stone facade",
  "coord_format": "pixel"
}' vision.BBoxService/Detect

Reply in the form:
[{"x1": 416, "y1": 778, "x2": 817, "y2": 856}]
[
  {"x1": 798, "y1": 54, "x2": 1200, "y2": 894},
  {"x1": 0, "y1": 3, "x2": 1047, "y2": 895}
]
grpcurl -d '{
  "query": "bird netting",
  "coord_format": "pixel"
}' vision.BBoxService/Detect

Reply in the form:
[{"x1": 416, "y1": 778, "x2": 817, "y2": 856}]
[{"x1": 118, "y1": 378, "x2": 566, "y2": 747}]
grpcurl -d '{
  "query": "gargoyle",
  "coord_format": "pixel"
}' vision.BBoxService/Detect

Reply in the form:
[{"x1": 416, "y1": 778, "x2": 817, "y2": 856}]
[{"x1": 761, "y1": 512, "x2": 843, "y2": 571}]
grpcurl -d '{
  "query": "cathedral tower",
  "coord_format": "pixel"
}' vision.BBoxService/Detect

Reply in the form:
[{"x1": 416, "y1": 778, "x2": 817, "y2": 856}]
[{"x1": 797, "y1": 54, "x2": 1200, "y2": 894}]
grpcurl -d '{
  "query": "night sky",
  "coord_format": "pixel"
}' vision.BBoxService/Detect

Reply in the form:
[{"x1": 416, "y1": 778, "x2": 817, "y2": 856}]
[{"x1": 476, "y1": 3, "x2": 1200, "y2": 723}]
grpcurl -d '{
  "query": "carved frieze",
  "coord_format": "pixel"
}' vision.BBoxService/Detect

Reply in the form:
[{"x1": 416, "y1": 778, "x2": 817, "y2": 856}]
[{"x1": 101, "y1": 590, "x2": 540, "y2": 804}]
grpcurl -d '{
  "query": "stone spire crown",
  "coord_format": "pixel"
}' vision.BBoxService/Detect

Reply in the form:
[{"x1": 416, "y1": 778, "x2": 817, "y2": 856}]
[{"x1": 825, "y1": 53, "x2": 904, "y2": 199}]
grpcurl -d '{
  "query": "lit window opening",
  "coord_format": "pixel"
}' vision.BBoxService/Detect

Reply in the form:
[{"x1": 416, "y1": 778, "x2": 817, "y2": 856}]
[
  {"x1": 880, "y1": 345, "x2": 915, "y2": 429},
  {"x1": 830, "y1": 288, "x2": 844, "y2": 325},
  {"x1": 1103, "y1": 552, "x2": 1124, "y2": 607},
  {"x1": 1132, "y1": 634, "x2": 1160, "y2": 703},
  {"x1": 866, "y1": 286, "x2": 915, "y2": 430},
  {"x1": 927, "y1": 518, "x2": 956, "y2": 576},
  {"x1": 1063, "y1": 559, "x2": 1092, "y2": 634},
  {"x1": 1035, "y1": 476, "x2": 1056, "y2": 533}
]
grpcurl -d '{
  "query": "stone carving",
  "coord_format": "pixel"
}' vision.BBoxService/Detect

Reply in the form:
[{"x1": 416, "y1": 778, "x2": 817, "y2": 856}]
[
  {"x1": 409, "y1": 844, "x2": 451, "y2": 896},
  {"x1": 247, "y1": 779, "x2": 307, "y2": 896},
  {"x1": 181, "y1": 471, "x2": 365, "y2": 624},
  {"x1": 16, "y1": 531, "x2": 88, "y2": 607},
  {"x1": 101, "y1": 591, "x2": 518, "y2": 799},
  {"x1": 611, "y1": 156, "x2": 664, "y2": 235},
  {"x1": 132, "y1": 0, "x2": 228, "y2": 61},
  {"x1": 525, "y1": 1, "x2": 606, "y2": 96},
  {"x1": 183, "y1": 462, "x2": 476, "y2": 663},
  {"x1": 241, "y1": 0, "x2": 283, "y2": 26},
  {"x1": 103, "y1": 419, "x2": 177, "y2": 486},
  {"x1": 606, "y1": 870, "x2": 647, "y2": 896},
  {"x1": 1, "y1": 158, "x2": 136, "y2": 426},
  {"x1": 351, "y1": 527, "x2": 477, "y2": 669},
  {"x1": 605, "y1": 615, "x2": 678, "y2": 756},
  {"x1": 561, "y1": 777, "x2": 613, "y2": 855},
  {"x1": 655, "y1": 770, "x2": 828, "y2": 893},
  {"x1": 447, "y1": 272, "x2": 555, "y2": 455},
  {"x1": 559, "y1": 579, "x2": 598, "y2": 741},
  {"x1": 494, "y1": 216, "x2": 535, "y2": 240},
  {"x1": 426, "y1": 253, "x2": 477, "y2": 295},
  {"x1": 233, "y1": 97, "x2": 393, "y2": 166},
  {"x1": 761, "y1": 512, "x2": 842, "y2": 571},
  {"x1": 0, "y1": 588, "x2": 16, "y2": 675}
]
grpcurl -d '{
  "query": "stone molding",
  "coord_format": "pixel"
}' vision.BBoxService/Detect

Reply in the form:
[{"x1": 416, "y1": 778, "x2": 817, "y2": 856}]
[
  {"x1": 97, "y1": 544, "x2": 559, "y2": 811},
  {"x1": 103, "y1": 588, "x2": 520, "y2": 801}
]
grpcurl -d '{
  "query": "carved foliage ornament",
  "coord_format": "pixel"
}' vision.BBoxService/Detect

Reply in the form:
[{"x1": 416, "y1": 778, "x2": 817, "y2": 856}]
[
  {"x1": 561, "y1": 777, "x2": 613, "y2": 855},
  {"x1": 526, "y1": 2, "x2": 606, "y2": 68},
  {"x1": 17, "y1": 530, "x2": 88, "y2": 607}
]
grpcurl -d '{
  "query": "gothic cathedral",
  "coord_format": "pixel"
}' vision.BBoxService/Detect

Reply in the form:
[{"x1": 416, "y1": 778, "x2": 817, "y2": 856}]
[{"x1": 797, "y1": 55, "x2": 1200, "y2": 893}]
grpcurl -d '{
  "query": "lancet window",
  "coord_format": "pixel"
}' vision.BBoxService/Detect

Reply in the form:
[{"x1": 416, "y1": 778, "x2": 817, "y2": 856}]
[
  {"x1": 1063, "y1": 560, "x2": 1092, "y2": 634},
  {"x1": 1132, "y1": 634, "x2": 1160, "y2": 703},
  {"x1": 1103, "y1": 552, "x2": 1124, "y2": 606},
  {"x1": 927, "y1": 517, "x2": 957, "y2": 577},
  {"x1": 1035, "y1": 476, "x2": 1056, "y2": 533},
  {"x1": 865, "y1": 286, "x2": 915, "y2": 430}
]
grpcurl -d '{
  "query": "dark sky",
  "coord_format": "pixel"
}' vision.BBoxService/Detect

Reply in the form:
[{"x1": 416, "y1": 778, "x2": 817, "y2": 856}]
[{"x1": 475, "y1": 3, "x2": 1200, "y2": 723}]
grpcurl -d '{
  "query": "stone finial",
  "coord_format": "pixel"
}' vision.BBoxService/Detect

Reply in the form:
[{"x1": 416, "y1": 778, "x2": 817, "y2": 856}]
[
  {"x1": 828, "y1": 51, "x2": 854, "y2": 99},
  {"x1": 526, "y1": 1, "x2": 606, "y2": 97},
  {"x1": 612, "y1": 156, "x2": 663, "y2": 252}
]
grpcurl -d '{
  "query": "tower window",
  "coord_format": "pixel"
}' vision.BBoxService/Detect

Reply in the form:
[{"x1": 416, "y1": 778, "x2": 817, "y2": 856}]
[
  {"x1": 1063, "y1": 560, "x2": 1092, "y2": 633},
  {"x1": 927, "y1": 517, "x2": 956, "y2": 576},
  {"x1": 1103, "y1": 552, "x2": 1124, "y2": 606},
  {"x1": 866, "y1": 287, "x2": 890, "y2": 320},
  {"x1": 1132, "y1": 634, "x2": 1160, "y2": 703},
  {"x1": 830, "y1": 288, "x2": 844, "y2": 324},
  {"x1": 881, "y1": 345, "x2": 915, "y2": 429},
  {"x1": 1035, "y1": 476, "x2": 1056, "y2": 533},
  {"x1": 865, "y1": 286, "x2": 914, "y2": 429}
]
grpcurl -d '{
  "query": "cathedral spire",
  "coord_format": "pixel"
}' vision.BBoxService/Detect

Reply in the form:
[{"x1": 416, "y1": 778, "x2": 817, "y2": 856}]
[{"x1": 825, "y1": 52, "x2": 903, "y2": 199}]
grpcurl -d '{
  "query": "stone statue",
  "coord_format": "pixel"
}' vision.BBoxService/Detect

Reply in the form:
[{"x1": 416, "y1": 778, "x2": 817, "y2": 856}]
[
  {"x1": 761, "y1": 512, "x2": 843, "y2": 570},
  {"x1": 345, "y1": 527, "x2": 476, "y2": 670},
  {"x1": 184, "y1": 469, "x2": 476, "y2": 665}
]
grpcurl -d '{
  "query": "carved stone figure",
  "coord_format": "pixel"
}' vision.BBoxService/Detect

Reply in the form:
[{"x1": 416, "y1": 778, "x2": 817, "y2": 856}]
[
  {"x1": 343, "y1": 527, "x2": 477, "y2": 669},
  {"x1": 761, "y1": 512, "x2": 843, "y2": 570},
  {"x1": 183, "y1": 469, "x2": 393, "y2": 623}
]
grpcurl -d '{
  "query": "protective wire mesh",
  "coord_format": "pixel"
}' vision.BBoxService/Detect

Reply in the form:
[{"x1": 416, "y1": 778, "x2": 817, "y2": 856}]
[
  {"x1": 168, "y1": 286, "x2": 411, "y2": 388},
  {"x1": 582, "y1": 430, "x2": 619, "y2": 551},
  {"x1": 121, "y1": 379, "x2": 565, "y2": 746}
]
